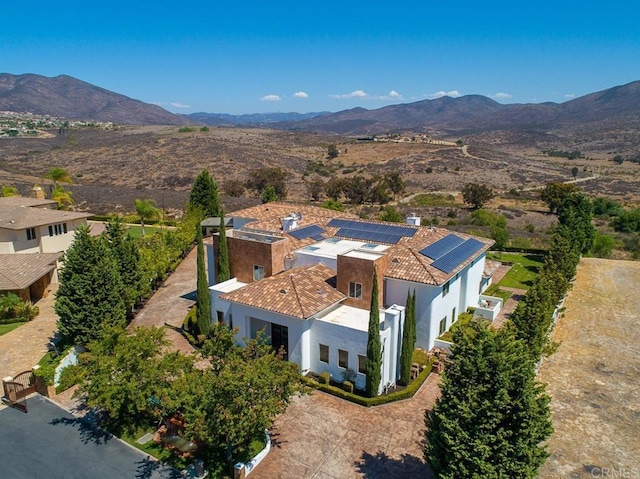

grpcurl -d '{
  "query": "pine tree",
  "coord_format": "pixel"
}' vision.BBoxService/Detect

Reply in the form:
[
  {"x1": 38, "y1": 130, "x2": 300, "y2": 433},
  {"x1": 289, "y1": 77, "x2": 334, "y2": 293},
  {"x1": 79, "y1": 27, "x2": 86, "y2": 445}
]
[
  {"x1": 365, "y1": 267, "x2": 382, "y2": 397},
  {"x1": 399, "y1": 290, "x2": 414, "y2": 385},
  {"x1": 425, "y1": 321, "x2": 553, "y2": 478},
  {"x1": 105, "y1": 217, "x2": 144, "y2": 314},
  {"x1": 189, "y1": 170, "x2": 220, "y2": 218},
  {"x1": 55, "y1": 226, "x2": 126, "y2": 345},
  {"x1": 196, "y1": 223, "x2": 211, "y2": 338},
  {"x1": 216, "y1": 210, "x2": 230, "y2": 283}
]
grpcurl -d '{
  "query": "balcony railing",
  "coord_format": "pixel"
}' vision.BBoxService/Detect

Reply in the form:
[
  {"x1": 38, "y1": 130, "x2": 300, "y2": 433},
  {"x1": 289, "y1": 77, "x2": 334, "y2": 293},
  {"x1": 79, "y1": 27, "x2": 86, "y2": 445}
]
[{"x1": 472, "y1": 294, "x2": 503, "y2": 321}]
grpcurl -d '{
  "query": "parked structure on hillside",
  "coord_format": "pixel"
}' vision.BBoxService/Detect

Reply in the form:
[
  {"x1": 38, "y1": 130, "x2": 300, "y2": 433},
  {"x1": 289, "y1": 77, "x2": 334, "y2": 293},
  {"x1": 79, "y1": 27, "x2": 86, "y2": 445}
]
[
  {"x1": 0, "y1": 196, "x2": 91, "y2": 301},
  {"x1": 208, "y1": 203, "x2": 495, "y2": 394}
]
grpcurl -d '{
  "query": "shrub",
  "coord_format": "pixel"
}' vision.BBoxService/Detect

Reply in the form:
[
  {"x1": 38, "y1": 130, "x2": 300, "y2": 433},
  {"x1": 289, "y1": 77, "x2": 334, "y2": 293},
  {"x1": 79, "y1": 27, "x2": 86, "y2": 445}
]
[
  {"x1": 57, "y1": 364, "x2": 85, "y2": 393},
  {"x1": 319, "y1": 371, "x2": 331, "y2": 384},
  {"x1": 341, "y1": 368, "x2": 357, "y2": 383},
  {"x1": 178, "y1": 126, "x2": 196, "y2": 133},
  {"x1": 14, "y1": 301, "x2": 39, "y2": 321},
  {"x1": 343, "y1": 381, "x2": 354, "y2": 393}
]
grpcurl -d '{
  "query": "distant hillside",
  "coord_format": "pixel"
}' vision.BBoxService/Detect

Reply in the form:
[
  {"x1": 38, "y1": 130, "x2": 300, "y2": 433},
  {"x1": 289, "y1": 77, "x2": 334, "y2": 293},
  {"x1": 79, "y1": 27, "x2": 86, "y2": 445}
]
[
  {"x1": 187, "y1": 111, "x2": 329, "y2": 126},
  {"x1": 273, "y1": 81, "x2": 640, "y2": 143},
  {"x1": 0, "y1": 73, "x2": 186, "y2": 125}
]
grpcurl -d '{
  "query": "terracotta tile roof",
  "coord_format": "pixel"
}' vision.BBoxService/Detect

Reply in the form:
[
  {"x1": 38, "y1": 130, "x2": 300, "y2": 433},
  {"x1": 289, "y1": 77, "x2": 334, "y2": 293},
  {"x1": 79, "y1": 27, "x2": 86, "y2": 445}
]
[
  {"x1": 0, "y1": 252, "x2": 62, "y2": 290},
  {"x1": 0, "y1": 205, "x2": 91, "y2": 230},
  {"x1": 483, "y1": 259, "x2": 502, "y2": 277},
  {"x1": 219, "y1": 263, "x2": 345, "y2": 319},
  {"x1": 384, "y1": 227, "x2": 494, "y2": 285}
]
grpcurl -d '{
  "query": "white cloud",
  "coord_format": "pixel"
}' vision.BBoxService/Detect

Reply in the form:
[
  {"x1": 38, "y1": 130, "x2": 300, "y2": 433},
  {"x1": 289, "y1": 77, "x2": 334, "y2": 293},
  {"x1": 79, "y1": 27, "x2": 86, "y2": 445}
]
[
  {"x1": 170, "y1": 102, "x2": 191, "y2": 109},
  {"x1": 425, "y1": 90, "x2": 462, "y2": 99},
  {"x1": 491, "y1": 92, "x2": 512, "y2": 100},
  {"x1": 563, "y1": 93, "x2": 576, "y2": 99},
  {"x1": 330, "y1": 90, "x2": 368, "y2": 99},
  {"x1": 380, "y1": 90, "x2": 403, "y2": 100},
  {"x1": 293, "y1": 91, "x2": 309, "y2": 99},
  {"x1": 260, "y1": 94, "x2": 281, "y2": 102}
]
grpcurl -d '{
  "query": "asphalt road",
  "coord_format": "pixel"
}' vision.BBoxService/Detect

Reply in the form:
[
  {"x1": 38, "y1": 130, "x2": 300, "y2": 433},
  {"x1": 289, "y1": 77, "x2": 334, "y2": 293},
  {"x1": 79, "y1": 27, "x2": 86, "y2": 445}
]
[{"x1": 0, "y1": 395, "x2": 179, "y2": 479}]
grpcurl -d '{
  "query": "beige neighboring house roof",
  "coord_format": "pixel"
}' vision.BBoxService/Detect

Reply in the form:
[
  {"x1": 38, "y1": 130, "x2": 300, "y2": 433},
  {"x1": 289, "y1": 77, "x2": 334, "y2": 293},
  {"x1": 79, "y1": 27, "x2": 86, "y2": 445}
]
[
  {"x1": 0, "y1": 196, "x2": 58, "y2": 208},
  {"x1": 0, "y1": 252, "x2": 62, "y2": 290},
  {"x1": 0, "y1": 205, "x2": 91, "y2": 230},
  {"x1": 220, "y1": 263, "x2": 346, "y2": 319}
]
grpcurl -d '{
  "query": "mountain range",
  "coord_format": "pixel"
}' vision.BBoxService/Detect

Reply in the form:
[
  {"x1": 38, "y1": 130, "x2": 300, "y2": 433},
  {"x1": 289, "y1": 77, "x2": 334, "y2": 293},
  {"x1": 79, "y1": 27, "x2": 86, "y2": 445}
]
[{"x1": 1, "y1": 73, "x2": 639, "y2": 148}]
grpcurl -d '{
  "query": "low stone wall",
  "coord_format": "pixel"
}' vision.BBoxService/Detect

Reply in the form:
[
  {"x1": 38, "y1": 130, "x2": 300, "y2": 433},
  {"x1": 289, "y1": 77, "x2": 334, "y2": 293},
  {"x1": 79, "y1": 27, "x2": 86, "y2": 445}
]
[{"x1": 234, "y1": 429, "x2": 271, "y2": 479}]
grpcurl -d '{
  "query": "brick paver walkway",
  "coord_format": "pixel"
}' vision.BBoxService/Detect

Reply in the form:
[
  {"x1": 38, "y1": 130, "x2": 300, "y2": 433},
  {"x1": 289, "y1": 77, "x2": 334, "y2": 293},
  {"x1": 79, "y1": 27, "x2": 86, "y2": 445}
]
[
  {"x1": 129, "y1": 246, "x2": 197, "y2": 354},
  {"x1": 0, "y1": 285, "x2": 59, "y2": 379},
  {"x1": 252, "y1": 374, "x2": 442, "y2": 479}
]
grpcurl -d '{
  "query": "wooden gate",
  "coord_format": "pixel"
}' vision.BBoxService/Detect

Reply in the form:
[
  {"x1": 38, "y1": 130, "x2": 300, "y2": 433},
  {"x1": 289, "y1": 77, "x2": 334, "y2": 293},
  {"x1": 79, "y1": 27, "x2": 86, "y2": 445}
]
[{"x1": 3, "y1": 370, "x2": 36, "y2": 413}]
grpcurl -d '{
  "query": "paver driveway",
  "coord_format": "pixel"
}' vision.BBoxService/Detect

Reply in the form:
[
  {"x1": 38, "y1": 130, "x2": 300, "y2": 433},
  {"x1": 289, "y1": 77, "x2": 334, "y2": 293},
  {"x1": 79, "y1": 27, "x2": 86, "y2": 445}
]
[{"x1": 252, "y1": 374, "x2": 441, "y2": 479}]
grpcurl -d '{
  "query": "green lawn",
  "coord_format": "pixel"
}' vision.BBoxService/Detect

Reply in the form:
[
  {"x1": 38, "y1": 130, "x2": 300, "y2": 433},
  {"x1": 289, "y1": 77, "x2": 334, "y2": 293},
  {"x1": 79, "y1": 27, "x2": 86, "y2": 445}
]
[
  {"x1": 487, "y1": 252, "x2": 545, "y2": 290},
  {"x1": 120, "y1": 427, "x2": 188, "y2": 468},
  {"x1": 126, "y1": 225, "x2": 164, "y2": 238},
  {"x1": 0, "y1": 322, "x2": 25, "y2": 336}
]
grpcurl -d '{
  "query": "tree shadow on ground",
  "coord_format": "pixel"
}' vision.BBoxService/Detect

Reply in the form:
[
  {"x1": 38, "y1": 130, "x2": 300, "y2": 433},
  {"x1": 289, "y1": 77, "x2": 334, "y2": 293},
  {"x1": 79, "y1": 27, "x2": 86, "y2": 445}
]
[
  {"x1": 180, "y1": 290, "x2": 197, "y2": 301},
  {"x1": 49, "y1": 415, "x2": 113, "y2": 445},
  {"x1": 355, "y1": 450, "x2": 434, "y2": 479},
  {"x1": 135, "y1": 456, "x2": 182, "y2": 479}
]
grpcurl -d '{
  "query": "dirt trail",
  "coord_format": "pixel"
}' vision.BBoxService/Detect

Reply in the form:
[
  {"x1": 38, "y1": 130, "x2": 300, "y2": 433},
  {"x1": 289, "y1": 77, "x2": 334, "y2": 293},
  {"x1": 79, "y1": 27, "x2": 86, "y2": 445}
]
[{"x1": 538, "y1": 258, "x2": 640, "y2": 478}]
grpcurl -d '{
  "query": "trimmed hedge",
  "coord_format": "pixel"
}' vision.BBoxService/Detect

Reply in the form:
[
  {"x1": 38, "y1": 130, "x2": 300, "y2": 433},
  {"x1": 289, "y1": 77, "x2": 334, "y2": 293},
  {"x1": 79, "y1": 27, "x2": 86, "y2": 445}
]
[
  {"x1": 302, "y1": 361, "x2": 433, "y2": 407},
  {"x1": 491, "y1": 246, "x2": 547, "y2": 255}
]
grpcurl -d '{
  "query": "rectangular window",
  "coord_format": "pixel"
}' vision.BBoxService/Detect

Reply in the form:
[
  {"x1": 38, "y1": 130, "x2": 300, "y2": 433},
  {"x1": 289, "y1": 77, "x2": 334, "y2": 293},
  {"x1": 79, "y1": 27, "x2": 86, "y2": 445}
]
[
  {"x1": 358, "y1": 354, "x2": 366, "y2": 374},
  {"x1": 338, "y1": 349, "x2": 348, "y2": 369},
  {"x1": 26, "y1": 227, "x2": 36, "y2": 241},
  {"x1": 319, "y1": 344, "x2": 329, "y2": 363},
  {"x1": 452, "y1": 307, "x2": 457, "y2": 323},
  {"x1": 439, "y1": 316, "x2": 447, "y2": 335},
  {"x1": 48, "y1": 225, "x2": 53, "y2": 237},
  {"x1": 348, "y1": 282, "x2": 362, "y2": 299},
  {"x1": 253, "y1": 265, "x2": 265, "y2": 281},
  {"x1": 229, "y1": 314, "x2": 233, "y2": 330},
  {"x1": 63, "y1": 223, "x2": 68, "y2": 233},
  {"x1": 216, "y1": 311, "x2": 224, "y2": 324},
  {"x1": 442, "y1": 281, "x2": 450, "y2": 297}
]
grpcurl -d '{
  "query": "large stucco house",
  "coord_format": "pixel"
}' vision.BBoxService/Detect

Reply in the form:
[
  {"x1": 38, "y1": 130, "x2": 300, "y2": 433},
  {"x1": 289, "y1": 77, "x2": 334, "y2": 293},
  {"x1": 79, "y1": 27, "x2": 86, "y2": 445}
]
[
  {"x1": 208, "y1": 203, "x2": 496, "y2": 394},
  {"x1": 0, "y1": 196, "x2": 91, "y2": 301}
]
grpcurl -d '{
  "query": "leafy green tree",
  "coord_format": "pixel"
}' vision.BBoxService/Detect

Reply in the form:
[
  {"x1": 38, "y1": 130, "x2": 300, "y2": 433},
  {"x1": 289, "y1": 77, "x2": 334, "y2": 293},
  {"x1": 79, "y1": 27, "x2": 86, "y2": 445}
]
[
  {"x1": 462, "y1": 183, "x2": 495, "y2": 209},
  {"x1": 134, "y1": 198, "x2": 161, "y2": 238},
  {"x1": 261, "y1": 185, "x2": 278, "y2": 203},
  {"x1": 365, "y1": 267, "x2": 382, "y2": 397},
  {"x1": 247, "y1": 166, "x2": 289, "y2": 200},
  {"x1": 55, "y1": 226, "x2": 126, "y2": 345},
  {"x1": 424, "y1": 321, "x2": 553, "y2": 479},
  {"x1": 306, "y1": 177, "x2": 325, "y2": 201},
  {"x1": 342, "y1": 176, "x2": 371, "y2": 205},
  {"x1": 557, "y1": 193, "x2": 596, "y2": 254},
  {"x1": 539, "y1": 182, "x2": 578, "y2": 213},
  {"x1": 327, "y1": 144, "x2": 340, "y2": 159},
  {"x1": 216, "y1": 210, "x2": 231, "y2": 283},
  {"x1": 369, "y1": 176, "x2": 392, "y2": 204},
  {"x1": 384, "y1": 172, "x2": 406, "y2": 200},
  {"x1": 105, "y1": 217, "x2": 144, "y2": 314},
  {"x1": 378, "y1": 205, "x2": 404, "y2": 223},
  {"x1": 490, "y1": 226, "x2": 510, "y2": 250},
  {"x1": 1, "y1": 185, "x2": 19, "y2": 197},
  {"x1": 51, "y1": 186, "x2": 74, "y2": 210},
  {"x1": 592, "y1": 233, "x2": 614, "y2": 258},
  {"x1": 399, "y1": 290, "x2": 416, "y2": 385},
  {"x1": 46, "y1": 167, "x2": 72, "y2": 186},
  {"x1": 78, "y1": 326, "x2": 195, "y2": 434},
  {"x1": 189, "y1": 170, "x2": 221, "y2": 218},
  {"x1": 571, "y1": 166, "x2": 579, "y2": 179},
  {"x1": 324, "y1": 177, "x2": 344, "y2": 201},
  {"x1": 196, "y1": 223, "x2": 211, "y2": 338}
]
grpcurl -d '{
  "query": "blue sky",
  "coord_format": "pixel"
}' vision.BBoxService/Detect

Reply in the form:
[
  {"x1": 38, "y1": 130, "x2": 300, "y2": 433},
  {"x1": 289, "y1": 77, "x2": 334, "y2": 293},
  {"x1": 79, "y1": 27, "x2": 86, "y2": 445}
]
[{"x1": 3, "y1": 1, "x2": 639, "y2": 114}]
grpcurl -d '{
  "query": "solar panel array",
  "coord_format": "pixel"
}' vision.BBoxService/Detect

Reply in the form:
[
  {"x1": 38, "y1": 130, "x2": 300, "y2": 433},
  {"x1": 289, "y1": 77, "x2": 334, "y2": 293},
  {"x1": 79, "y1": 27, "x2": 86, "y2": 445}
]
[
  {"x1": 327, "y1": 218, "x2": 417, "y2": 244},
  {"x1": 418, "y1": 234, "x2": 465, "y2": 260},
  {"x1": 430, "y1": 238, "x2": 485, "y2": 273},
  {"x1": 288, "y1": 224, "x2": 326, "y2": 240}
]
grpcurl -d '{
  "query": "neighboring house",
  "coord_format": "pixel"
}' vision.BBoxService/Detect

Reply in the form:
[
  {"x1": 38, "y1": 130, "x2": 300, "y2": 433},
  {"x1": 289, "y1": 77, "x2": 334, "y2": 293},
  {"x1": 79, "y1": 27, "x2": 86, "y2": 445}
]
[
  {"x1": 0, "y1": 196, "x2": 91, "y2": 301},
  {"x1": 208, "y1": 203, "x2": 495, "y2": 394}
]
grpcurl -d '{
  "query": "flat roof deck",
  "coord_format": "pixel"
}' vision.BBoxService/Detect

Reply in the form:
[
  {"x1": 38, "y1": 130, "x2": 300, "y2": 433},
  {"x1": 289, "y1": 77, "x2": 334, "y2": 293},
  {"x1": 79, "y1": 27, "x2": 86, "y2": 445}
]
[{"x1": 316, "y1": 304, "x2": 384, "y2": 332}]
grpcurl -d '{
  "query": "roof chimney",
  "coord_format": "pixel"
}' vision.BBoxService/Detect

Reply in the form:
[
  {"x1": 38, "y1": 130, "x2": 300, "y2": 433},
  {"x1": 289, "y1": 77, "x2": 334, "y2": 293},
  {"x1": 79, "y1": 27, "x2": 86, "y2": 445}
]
[
  {"x1": 406, "y1": 214, "x2": 420, "y2": 226},
  {"x1": 32, "y1": 185, "x2": 45, "y2": 200},
  {"x1": 282, "y1": 215, "x2": 298, "y2": 232}
]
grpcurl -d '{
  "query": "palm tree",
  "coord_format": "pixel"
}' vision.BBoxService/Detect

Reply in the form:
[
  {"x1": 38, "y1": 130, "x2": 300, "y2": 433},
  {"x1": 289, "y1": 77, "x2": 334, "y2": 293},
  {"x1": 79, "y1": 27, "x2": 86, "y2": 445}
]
[
  {"x1": 134, "y1": 199, "x2": 161, "y2": 238},
  {"x1": 46, "y1": 167, "x2": 73, "y2": 187},
  {"x1": 51, "y1": 186, "x2": 75, "y2": 210}
]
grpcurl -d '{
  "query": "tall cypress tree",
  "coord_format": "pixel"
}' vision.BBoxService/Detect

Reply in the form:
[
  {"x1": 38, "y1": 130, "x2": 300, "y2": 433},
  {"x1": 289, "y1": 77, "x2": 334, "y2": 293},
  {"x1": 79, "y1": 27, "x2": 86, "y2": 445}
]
[
  {"x1": 425, "y1": 321, "x2": 553, "y2": 478},
  {"x1": 399, "y1": 290, "x2": 414, "y2": 385},
  {"x1": 189, "y1": 170, "x2": 220, "y2": 218},
  {"x1": 105, "y1": 217, "x2": 144, "y2": 314},
  {"x1": 196, "y1": 223, "x2": 211, "y2": 337},
  {"x1": 55, "y1": 226, "x2": 126, "y2": 345},
  {"x1": 365, "y1": 267, "x2": 382, "y2": 397},
  {"x1": 216, "y1": 210, "x2": 230, "y2": 283}
]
